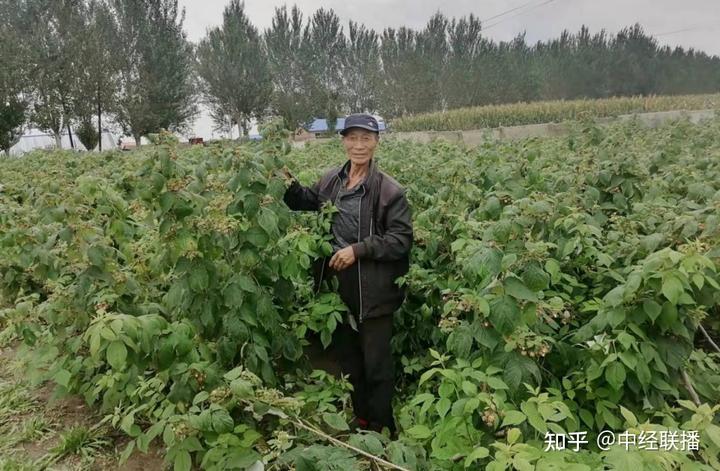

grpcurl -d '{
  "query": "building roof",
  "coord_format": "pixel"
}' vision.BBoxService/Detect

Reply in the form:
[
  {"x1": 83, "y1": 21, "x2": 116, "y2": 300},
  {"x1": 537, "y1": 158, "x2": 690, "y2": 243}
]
[{"x1": 306, "y1": 116, "x2": 386, "y2": 133}]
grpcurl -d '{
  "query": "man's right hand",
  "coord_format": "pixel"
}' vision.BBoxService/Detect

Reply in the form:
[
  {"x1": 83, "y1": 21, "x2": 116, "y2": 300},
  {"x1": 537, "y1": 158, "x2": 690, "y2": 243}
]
[{"x1": 277, "y1": 166, "x2": 295, "y2": 186}]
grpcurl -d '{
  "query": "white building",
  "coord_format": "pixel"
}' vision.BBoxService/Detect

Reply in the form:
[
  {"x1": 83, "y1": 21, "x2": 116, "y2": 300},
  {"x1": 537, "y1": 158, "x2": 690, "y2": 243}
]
[{"x1": 8, "y1": 128, "x2": 119, "y2": 156}]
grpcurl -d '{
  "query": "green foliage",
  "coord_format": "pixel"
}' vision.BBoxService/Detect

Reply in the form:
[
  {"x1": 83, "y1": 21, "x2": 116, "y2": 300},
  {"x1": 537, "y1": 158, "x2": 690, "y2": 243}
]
[
  {"x1": 111, "y1": 0, "x2": 197, "y2": 141},
  {"x1": 2, "y1": 117, "x2": 720, "y2": 469},
  {"x1": 75, "y1": 117, "x2": 99, "y2": 151},
  {"x1": 196, "y1": 0, "x2": 272, "y2": 136},
  {"x1": 392, "y1": 93, "x2": 720, "y2": 131}
]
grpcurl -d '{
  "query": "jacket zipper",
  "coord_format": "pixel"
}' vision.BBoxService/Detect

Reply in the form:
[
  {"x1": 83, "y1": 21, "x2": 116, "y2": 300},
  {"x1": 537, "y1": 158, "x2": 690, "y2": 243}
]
[
  {"x1": 357, "y1": 185, "x2": 365, "y2": 323},
  {"x1": 316, "y1": 176, "x2": 342, "y2": 295}
]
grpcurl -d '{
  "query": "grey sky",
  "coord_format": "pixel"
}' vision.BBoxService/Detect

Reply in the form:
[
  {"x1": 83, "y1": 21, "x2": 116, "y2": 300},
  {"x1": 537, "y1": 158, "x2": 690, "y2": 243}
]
[{"x1": 178, "y1": 0, "x2": 720, "y2": 139}]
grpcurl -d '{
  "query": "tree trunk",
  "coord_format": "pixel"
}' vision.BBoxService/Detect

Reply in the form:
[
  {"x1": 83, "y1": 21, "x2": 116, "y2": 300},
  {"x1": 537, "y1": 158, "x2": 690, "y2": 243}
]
[
  {"x1": 67, "y1": 123, "x2": 75, "y2": 149},
  {"x1": 234, "y1": 114, "x2": 244, "y2": 140},
  {"x1": 54, "y1": 133, "x2": 62, "y2": 149},
  {"x1": 3, "y1": 148, "x2": 9, "y2": 157},
  {"x1": 134, "y1": 134, "x2": 141, "y2": 148},
  {"x1": 97, "y1": 89, "x2": 102, "y2": 152}
]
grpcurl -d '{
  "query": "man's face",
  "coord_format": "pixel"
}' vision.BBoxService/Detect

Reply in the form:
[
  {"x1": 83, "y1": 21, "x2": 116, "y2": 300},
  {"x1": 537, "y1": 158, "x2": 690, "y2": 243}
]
[{"x1": 342, "y1": 128, "x2": 379, "y2": 167}]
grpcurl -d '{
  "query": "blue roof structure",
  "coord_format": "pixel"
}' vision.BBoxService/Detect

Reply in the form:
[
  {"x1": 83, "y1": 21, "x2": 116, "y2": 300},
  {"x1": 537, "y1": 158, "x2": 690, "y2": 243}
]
[{"x1": 306, "y1": 117, "x2": 386, "y2": 133}]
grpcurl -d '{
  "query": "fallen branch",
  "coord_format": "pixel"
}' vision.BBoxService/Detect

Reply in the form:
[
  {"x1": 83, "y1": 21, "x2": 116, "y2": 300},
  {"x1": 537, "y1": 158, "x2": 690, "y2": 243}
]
[
  {"x1": 699, "y1": 324, "x2": 720, "y2": 354},
  {"x1": 292, "y1": 418, "x2": 410, "y2": 471},
  {"x1": 681, "y1": 370, "x2": 702, "y2": 407}
]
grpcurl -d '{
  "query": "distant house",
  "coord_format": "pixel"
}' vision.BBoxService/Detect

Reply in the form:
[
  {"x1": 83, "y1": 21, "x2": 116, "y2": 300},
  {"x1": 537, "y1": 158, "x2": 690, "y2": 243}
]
[{"x1": 304, "y1": 115, "x2": 387, "y2": 139}]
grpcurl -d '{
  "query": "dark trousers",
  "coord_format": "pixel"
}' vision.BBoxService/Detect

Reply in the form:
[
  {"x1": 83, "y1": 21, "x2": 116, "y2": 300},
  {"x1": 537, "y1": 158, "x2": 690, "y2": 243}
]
[{"x1": 332, "y1": 314, "x2": 396, "y2": 433}]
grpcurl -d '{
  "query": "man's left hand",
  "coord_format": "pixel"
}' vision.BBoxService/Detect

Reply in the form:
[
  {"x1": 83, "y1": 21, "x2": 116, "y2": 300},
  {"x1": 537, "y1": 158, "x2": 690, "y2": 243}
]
[{"x1": 329, "y1": 246, "x2": 356, "y2": 271}]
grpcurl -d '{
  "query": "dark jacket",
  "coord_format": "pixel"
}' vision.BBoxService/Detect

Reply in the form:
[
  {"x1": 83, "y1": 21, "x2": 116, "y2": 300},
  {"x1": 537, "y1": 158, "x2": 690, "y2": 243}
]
[{"x1": 283, "y1": 158, "x2": 413, "y2": 322}]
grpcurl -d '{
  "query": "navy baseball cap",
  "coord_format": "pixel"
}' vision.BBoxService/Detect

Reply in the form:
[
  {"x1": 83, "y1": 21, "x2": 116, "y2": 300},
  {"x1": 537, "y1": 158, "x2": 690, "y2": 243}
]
[{"x1": 339, "y1": 113, "x2": 380, "y2": 135}]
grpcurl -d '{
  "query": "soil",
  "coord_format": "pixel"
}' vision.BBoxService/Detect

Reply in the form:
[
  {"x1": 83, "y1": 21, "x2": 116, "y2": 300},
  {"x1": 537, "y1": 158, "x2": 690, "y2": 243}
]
[{"x1": 0, "y1": 342, "x2": 166, "y2": 471}]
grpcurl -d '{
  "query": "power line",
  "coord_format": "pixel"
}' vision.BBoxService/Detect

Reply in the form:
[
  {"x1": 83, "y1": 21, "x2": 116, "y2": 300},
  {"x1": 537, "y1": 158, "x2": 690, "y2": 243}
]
[
  {"x1": 482, "y1": 0, "x2": 559, "y2": 32},
  {"x1": 655, "y1": 24, "x2": 719, "y2": 37},
  {"x1": 480, "y1": 0, "x2": 539, "y2": 23}
]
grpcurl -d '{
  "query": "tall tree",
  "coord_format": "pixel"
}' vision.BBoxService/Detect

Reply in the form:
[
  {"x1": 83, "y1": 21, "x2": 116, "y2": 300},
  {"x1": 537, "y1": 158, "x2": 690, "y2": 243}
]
[
  {"x1": 344, "y1": 21, "x2": 381, "y2": 113},
  {"x1": 417, "y1": 12, "x2": 448, "y2": 111},
  {"x1": 25, "y1": 0, "x2": 85, "y2": 149},
  {"x1": 196, "y1": 0, "x2": 271, "y2": 137},
  {"x1": 0, "y1": 0, "x2": 28, "y2": 155},
  {"x1": 443, "y1": 14, "x2": 483, "y2": 109},
  {"x1": 264, "y1": 5, "x2": 312, "y2": 130},
  {"x1": 379, "y1": 27, "x2": 422, "y2": 117},
  {"x1": 74, "y1": 0, "x2": 119, "y2": 151},
  {"x1": 607, "y1": 24, "x2": 658, "y2": 96},
  {"x1": 111, "y1": 0, "x2": 197, "y2": 146},
  {"x1": 302, "y1": 8, "x2": 346, "y2": 130}
]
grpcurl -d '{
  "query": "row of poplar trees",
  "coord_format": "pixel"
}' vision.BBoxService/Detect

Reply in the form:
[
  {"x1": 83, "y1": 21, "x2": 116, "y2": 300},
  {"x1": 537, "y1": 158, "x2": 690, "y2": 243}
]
[
  {"x1": 1, "y1": 0, "x2": 195, "y2": 154},
  {"x1": 2, "y1": 0, "x2": 720, "y2": 154}
]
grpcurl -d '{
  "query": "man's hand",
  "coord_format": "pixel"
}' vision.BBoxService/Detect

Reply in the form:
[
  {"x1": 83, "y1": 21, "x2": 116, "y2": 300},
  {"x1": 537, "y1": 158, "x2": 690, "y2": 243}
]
[
  {"x1": 329, "y1": 246, "x2": 356, "y2": 271},
  {"x1": 274, "y1": 166, "x2": 295, "y2": 186}
]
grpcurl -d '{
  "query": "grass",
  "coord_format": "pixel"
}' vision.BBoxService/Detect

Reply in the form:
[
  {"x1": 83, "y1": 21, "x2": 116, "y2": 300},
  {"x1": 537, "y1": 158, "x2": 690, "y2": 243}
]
[
  {"x1": 0, "y1": 348, "x2": 116, "y2": 470},
  {"x1": 39, "y1": 425, "x2": 112, "y2": 468}
]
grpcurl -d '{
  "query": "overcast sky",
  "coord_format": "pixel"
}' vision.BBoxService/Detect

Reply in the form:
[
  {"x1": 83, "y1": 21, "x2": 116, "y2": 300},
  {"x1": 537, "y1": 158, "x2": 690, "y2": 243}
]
[{"x1": 177, "y1": 0, "x2": 720, "y2": 139}]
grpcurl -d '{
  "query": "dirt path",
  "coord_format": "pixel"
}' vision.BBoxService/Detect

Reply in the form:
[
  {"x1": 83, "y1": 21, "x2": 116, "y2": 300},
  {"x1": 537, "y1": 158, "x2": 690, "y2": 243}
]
[{"x1": 0, "y1": 343, "x2": 166, "y2": 471}]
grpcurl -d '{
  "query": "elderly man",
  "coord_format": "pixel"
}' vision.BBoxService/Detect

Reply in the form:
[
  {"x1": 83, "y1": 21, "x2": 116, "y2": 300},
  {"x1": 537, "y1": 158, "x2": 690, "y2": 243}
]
[{"x1": 283, "y1": 113, "x2": 413, "y2": 435}]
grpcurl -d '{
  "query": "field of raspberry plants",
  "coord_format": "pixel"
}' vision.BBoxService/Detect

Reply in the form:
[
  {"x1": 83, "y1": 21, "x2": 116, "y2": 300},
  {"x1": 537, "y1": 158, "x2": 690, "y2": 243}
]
[{"x1": 1, "y1": 117, "x2": 720, "y2": 470}]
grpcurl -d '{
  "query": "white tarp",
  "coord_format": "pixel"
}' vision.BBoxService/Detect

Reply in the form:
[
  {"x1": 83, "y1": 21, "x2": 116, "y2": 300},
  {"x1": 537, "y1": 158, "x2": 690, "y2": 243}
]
[{"x1": 8, "y1": 128, "x2": 119, "y2": 156}]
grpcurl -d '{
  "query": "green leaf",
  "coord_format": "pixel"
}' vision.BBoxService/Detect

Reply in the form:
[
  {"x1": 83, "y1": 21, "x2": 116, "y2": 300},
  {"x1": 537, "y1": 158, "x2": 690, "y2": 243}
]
[
  {"x1": 501, "y1": 410, "x2": 526, "y2": 427},
  {"x1": 348, "y1": 434, "x2": 385, "y2": 456},
  {"x1": 120, "y1": 441, "x2": 135, "y2": 465},
  {"x1": 447, "y1": 325, "x2": 473, "y2": 358},
  {"x1": 464, "y1": 447, "x2": 490, "y2": 467},
  {"x1": 705, "y1": 424, "x2": 720, "y2": 448},
  {"x1": 87, "y1": 246, "x2": 104, "y2": 267},
  {"x1": 545, "y1": 259, "x2": 561, "y2": 283},
  {"x1": 322, "y1": 412, "x2": 349, "y2": 431},
  {"x1": 461, "y1": 381, "x2": 478, "y2": 396},
  {"x1": 258, "y1": 207, "x2": 279, "y2": 236},
  {"x1": 504, "y1": 276, "x2": 538, "y2": 302},
  {"x1": 619, "y1": 406, "x2": 638, "y2": 427},
  {"x1": 436, "y1": 397, "x2": 451, "y2": 418},
  {"x1": 520, "y1": 401, "x2": 547, "y2": 433},
  {"x1": 507, "y1": 428, "x2": 522, "y2": 445},
  {"x1": 658, "y1": 302, "x2": 678, "y2": 330},
  {"x1": 692, "y1": 273, "x2": 705, "y2": 290},
  {"x1": 579, "y1": 409, "x2": 594, "y2": 429},
  {"x1": 635, "y1": 361, "x2": 651, "y2": 387},
  {"x1": 521, "y1": 264, "x2": 550, "y2": 292},
  {"x1": 54, "y1": 369, "x2": 71, "y2": 388},
  {"x1": 223, "y1": 283, "x2": 244, "y2": 308},
  {"x1": 603, "y1": 285, "x2": 625, "y2": 307},
  {"x1": 244, "y1": 227, "x2": 268, "y2": 247},
  {"x1": 107, "y1": 341, "x2": 128, "y2": 370},
  {"x1": 174, "y1": 450, "x2": 191, "y2": 471},
  {"x1": 189, "y1": 266, "x2": 209, "y2": 292},
  {"x1": 642, "y1": 299, "x2": 662, "y2": 322},
  {"x1": 486, "y1": 377, "x2": 509, "y2": 390},
  {"x1": 464, "y1": 397, "x2": 481, "y2": 414},
  {"x1": 211, "y1": 409, "x2": 234, "y2": 433},
  {"x1": 406, "y1": 424, "x2": 432, "y2": 440},
  {"x1": 230, "y1": 379, "x2": 253, "y2": 398},
  {"x1": 490, "y1": 296, "x2": 520, "y2": 335},
  {"x1": 662, "y1": 275, "x2": 684, "y2": 305},
  {"x1": 472, "y1": 321, "x2": 500, "y2": 350},
  {"x1": 605, "y1": 363, "x2": 626, "y2": 391}
]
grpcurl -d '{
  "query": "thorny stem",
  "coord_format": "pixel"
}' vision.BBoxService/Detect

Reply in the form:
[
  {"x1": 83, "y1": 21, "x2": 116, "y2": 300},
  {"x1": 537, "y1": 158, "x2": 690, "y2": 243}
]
[
  {"x1": 292, "y1": 418, "x2": 411, "y2": 471},
  {"x1": 681, "y1": 370, "x2": 702, "y2": 407},
  {"x1": 698, "y1": 324, "x2": 720, "y2": 354}
]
